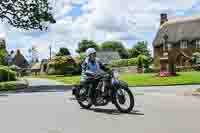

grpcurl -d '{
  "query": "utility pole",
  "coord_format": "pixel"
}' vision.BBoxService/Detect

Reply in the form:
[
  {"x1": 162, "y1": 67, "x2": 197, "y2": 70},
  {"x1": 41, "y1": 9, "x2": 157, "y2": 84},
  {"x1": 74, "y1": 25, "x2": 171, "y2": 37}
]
[{"x1": 49, "y1": 44, "x2": 52, "y2": 60}]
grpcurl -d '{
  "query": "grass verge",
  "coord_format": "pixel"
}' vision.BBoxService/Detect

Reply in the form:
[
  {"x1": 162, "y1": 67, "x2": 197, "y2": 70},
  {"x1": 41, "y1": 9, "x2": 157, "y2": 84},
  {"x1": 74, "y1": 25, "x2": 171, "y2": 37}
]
[
  {"x1": 0, "y1": 80, "x2": 28, "y2": 91},
  {"x1": 196, "y1": 88, "x2": 200, "y2": 93},
  {"x1": 29, "y1": 72, "x2": 200, "y2": 86}
]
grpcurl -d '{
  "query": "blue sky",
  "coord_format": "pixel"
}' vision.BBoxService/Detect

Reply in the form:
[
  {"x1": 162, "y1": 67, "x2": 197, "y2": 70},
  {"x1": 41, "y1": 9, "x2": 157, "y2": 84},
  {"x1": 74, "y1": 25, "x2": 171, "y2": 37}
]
[{"x1": 0, "y1": 0, "x2": 200, "y2": 60}]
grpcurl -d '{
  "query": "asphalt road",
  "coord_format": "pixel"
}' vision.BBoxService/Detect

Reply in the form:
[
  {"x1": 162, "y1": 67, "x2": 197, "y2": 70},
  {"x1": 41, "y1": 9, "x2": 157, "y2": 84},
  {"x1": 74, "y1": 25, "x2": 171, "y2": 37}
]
[{"x1": 0, "y1": 79, "x2": 200, "y2": 133}]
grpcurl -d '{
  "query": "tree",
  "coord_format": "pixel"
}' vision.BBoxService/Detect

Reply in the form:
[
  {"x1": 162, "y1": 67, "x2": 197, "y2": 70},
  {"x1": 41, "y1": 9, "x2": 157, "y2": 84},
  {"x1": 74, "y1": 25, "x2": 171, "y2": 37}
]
[
  {"x1": 56, "y1": 48, "x2": 70, "y2": 56},
  {"x1": 76, "y1": 39, "x2": 99, "y2": 53},
  {"x1": 136, "y1": 54, "x2": 148, "y2": 73},
  {"x1": 0, "y1": 0, "x2": 56, "y2": 30},
  {"x1": 101, "y1": 41, "x2": 129, "y2": 59},
  {"x1": 129, "y1": 41, "x2": 151, "y2": 58},
  {"x1": 0, "y1": 48, "x2": 7, "y2": 65}
]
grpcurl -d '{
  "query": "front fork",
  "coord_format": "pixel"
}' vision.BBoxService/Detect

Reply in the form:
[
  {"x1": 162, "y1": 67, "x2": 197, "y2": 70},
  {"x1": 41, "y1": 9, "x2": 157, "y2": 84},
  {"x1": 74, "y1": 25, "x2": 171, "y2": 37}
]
[{"x1": 110, "y1": 80, "x2": 128, "y2": 104}]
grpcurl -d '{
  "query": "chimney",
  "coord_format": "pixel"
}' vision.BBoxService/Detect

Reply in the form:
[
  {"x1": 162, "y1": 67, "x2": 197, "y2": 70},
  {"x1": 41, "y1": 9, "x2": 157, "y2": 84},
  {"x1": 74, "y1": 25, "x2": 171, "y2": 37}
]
[{"x1": 160, "y1": 13, "x2": 168, "y2": 25}]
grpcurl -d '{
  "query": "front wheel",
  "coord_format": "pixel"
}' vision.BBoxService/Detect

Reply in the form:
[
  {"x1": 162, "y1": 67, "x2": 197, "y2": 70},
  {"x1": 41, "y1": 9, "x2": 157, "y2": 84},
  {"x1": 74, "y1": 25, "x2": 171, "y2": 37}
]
[
  {"x1": 76, "y1": 87, "x2": 92, "y2": 109},
  {"x1": 114, "y1": 86, "x2": 134, "y2": 113}
]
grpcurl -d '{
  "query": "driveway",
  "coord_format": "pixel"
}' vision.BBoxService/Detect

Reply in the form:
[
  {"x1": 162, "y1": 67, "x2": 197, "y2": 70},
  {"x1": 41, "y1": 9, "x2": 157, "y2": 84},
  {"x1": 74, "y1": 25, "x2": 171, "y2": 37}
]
[{"x1": 0, "y1": 78, "x2": 200, "y2": 133}]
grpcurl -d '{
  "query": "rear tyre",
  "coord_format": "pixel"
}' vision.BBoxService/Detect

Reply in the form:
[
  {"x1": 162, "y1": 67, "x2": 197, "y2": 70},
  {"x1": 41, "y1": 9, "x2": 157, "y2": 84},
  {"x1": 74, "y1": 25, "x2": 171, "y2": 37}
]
[{"x1": 114, "y1": 86, "x2": 134, "y2": 113}]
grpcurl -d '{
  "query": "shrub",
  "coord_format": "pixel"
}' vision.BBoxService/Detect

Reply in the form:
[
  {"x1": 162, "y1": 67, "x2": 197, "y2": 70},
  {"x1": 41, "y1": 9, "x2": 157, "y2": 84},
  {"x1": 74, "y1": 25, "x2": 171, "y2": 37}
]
[
  {"x1": 0, "y1": 65, "x2": 16, "y2": 82},
  {"x1": 128, "y1": 58, "x2": 137, "y2": 66},
  {"x1": 111, "y1": 54, "x2": 153, "y2": 71},
  {"x1": 144, "y1": 68, "x2": 154, "y2": 73},
  {"x1": 111, "y1": 59, "x2": 127, "y2": 67},
  {"x1": 111, "y1": 58, "x2": 137, "y2": 67},
  {"x1": 47, "y1": 56, "x2": 81, "y2": 75}
]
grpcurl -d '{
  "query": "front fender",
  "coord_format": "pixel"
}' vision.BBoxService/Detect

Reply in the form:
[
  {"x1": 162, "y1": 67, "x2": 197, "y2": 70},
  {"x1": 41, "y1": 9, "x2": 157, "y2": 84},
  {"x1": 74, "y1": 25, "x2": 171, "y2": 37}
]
[{"x1": 118, "y1": 80, "x2": 129, "y2": 88}]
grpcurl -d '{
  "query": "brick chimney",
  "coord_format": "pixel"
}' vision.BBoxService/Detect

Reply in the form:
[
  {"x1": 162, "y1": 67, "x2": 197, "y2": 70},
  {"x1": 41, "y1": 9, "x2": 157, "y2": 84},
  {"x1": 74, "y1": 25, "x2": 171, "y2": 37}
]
[{"x1": 160, "y1": 13, "x2": 168, "y2": 25}]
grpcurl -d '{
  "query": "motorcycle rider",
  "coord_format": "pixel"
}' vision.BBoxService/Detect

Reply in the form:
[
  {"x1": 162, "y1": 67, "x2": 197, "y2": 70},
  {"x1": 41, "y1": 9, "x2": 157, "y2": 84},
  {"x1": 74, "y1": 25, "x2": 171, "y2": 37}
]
[{"x1": 80, "y1": 48, "x2": 110, "y2": 104}]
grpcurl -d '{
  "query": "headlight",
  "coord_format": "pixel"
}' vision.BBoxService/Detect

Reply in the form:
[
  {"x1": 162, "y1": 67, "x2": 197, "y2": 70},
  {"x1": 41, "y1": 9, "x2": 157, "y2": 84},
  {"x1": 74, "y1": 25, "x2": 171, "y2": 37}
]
[{"x1": 113, "y1": 70, "x2": 119, "y2": 79}]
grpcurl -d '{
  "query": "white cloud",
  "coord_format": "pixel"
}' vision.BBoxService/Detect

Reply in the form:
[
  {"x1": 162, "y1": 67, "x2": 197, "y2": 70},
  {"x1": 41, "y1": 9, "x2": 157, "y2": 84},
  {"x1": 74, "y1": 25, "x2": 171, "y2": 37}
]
[
  {"x1": 0, "y1": 0, "x2": 199, "y2": 59},
  {"x1": 0, "y1": 33, "x2": 5, "y2": 39}
]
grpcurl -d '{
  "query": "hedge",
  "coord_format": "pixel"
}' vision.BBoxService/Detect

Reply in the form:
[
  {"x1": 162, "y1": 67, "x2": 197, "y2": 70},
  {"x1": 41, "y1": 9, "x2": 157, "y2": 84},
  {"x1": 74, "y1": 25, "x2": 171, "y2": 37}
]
[
  {"x1": 47, "y1": 56, "x2": 81, "y2": 75},
  {"x1": 0, "y1": 65, "x2": 16, "y2": 82},
  {"x1": 111, "y1": 58, "x2": 137, "y2": 67}
]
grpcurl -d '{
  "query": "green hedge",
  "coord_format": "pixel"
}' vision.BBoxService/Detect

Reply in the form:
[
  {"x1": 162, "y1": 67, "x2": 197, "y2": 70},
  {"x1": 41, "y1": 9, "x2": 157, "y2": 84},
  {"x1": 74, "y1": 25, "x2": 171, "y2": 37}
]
[
  {"x1": 111, "y1": 58, "x2": 137, "y2": 67},
  {"x1": 47, "y1": 56, "x2": 81, "y2": 75},
  {"x1": 0, "y1": 65, "x2": 16, "y2": 82}
]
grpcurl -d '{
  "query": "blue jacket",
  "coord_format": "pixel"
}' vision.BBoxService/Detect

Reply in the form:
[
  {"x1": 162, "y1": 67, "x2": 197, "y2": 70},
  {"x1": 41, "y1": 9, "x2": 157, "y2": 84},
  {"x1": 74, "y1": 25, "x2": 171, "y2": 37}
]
[{"x1": 81, "y1": 57, "x2": 109, "y2": 81}]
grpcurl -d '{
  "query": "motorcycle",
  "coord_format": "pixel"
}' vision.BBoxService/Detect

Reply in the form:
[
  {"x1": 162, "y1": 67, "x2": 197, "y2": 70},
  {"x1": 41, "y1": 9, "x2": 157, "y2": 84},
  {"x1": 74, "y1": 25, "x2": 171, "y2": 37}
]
[{"x1": 72, "y1": 69, "x2": 134, "y2": 113}]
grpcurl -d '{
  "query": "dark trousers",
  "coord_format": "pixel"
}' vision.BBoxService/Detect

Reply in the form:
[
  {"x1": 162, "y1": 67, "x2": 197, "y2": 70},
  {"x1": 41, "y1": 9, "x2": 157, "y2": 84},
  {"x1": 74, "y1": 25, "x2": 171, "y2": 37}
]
[{"x1": 80, "y1": 79, "x2": 99, "y2": 101}]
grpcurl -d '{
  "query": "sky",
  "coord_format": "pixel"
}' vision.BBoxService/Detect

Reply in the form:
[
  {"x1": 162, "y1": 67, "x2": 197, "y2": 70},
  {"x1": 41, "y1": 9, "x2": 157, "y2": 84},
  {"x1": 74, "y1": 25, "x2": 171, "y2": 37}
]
[{"x1": 0, "y1": 0, "x2": 200, "y2": 60}]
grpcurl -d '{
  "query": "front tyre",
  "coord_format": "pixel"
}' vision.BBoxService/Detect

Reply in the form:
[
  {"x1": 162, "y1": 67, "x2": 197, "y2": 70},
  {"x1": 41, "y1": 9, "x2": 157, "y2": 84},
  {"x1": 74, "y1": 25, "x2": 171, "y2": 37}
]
[
  {"x1": 114, "y1": 86, "x2": 134, "y2": 113},
  {"x1": 76, "y1": 87, "x2": 92, "y2": 109}
]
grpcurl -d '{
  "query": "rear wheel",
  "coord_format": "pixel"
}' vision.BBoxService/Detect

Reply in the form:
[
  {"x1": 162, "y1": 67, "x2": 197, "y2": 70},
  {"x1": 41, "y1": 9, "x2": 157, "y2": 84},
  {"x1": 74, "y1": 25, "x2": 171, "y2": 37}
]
[
  {"x1": 76, "y1": 87, "x2": 92, "y2": 109},
  {"x1": 114, "y1": 86, "x2": 134, "y2": 113}
]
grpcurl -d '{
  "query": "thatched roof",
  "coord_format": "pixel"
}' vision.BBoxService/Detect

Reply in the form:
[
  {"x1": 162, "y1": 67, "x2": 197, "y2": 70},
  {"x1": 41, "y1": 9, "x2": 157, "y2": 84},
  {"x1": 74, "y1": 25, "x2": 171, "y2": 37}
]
[
  {"x1": 153, "y1": 15, "x2": 200, "y2": 46},
  {"x1": 13, "y1": 50, "x2": 29, "y2": 68}
]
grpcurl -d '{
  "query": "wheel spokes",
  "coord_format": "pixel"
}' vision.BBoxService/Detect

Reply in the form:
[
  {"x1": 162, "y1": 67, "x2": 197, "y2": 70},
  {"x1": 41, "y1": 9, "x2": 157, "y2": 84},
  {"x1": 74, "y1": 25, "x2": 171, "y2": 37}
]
[{"x1": 116, "y1": 89, "x2": 131, "y2": 110}]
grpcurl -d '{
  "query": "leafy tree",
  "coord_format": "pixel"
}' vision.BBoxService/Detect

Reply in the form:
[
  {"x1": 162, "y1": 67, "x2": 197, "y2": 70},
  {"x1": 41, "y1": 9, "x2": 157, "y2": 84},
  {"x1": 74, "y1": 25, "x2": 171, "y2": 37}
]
[
  {"x1": 136, "y1": 54, "x2": 148, "y2": 73},
  {"x1": 0, "y1": 0, "x2": 56, "y2": 30},
  {"x1": 78, "y1": 53, "x2": 86, "y2": 63},
  {"x1": 0, "y1": 48, "x2": 7, "y2": 65},
  {"x1": 76, "y1": 39, "x2": 99, "y2": 53},
  {"x1": 129, "y1": 41, "x2": 151, "y2": 58},
  {"x1": 101, "y1": 41, "x2": 129, "y2": 59},
  {"x1": 56, "y1": 48, "x2": 70, "y2": 56}
]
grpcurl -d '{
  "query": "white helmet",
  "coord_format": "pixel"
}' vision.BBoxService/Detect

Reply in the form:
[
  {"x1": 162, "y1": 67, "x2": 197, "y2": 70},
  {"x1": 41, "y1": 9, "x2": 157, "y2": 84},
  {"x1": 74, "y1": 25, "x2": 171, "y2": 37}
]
[{"x1": 86, "y1": 48, "x2": 96, "y2": 56}]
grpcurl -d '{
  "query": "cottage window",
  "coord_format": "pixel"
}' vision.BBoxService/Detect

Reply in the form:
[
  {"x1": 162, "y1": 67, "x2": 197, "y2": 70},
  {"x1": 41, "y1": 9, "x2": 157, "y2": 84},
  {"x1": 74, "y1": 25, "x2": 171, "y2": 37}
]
[
  {"x1": 196, "y1": 40, "x2": 200, "y2": 48},
  {"x1": 180, "y1": 41, "x2": 187, "y2": 49}
]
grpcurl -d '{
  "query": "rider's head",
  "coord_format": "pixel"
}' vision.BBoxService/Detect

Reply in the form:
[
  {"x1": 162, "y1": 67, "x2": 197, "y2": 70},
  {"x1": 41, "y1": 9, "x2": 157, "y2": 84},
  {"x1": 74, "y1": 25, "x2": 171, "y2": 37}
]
[{"x1": 86, "y1": 48, "x2": 96, "y2": 61}]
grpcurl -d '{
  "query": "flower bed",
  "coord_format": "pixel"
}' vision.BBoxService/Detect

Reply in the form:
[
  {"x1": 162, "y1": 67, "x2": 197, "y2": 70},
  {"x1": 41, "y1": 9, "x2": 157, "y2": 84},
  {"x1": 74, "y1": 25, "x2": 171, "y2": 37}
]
[{"x1": 158, "y1": 71, "x2": 177, "y2": 77}]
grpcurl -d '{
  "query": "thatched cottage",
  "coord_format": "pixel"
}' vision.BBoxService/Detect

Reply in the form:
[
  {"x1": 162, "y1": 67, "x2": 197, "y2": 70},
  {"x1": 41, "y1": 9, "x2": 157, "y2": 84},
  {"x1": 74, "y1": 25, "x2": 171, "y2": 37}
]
[
  {"x1": 13, "y1": 49, "x2": 29, "y2": 69},
  {"x1": 0, "y1": 37, "x2": 29, "y2": 71},
  {"x1": 153, "y1": 13, "x2": 200, "y2": 71}
]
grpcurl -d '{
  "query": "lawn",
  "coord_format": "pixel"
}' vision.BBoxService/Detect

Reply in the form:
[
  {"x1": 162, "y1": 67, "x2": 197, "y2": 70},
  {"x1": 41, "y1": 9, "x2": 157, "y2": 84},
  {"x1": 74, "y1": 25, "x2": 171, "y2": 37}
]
[
  {"x1": 30, "y1": 71, "x2": 200, "y2": 86},
  {"x1": 196, "y1": 88, "x2": 200, "y2": 93},
  {"x1": 0, "y1": 80, "x2": 28, "y2": 91},
  {"x1": 0, "y1": 81, "x2": 18, "y2": 90},
  {"x1": 120, "y1": 72, "x2": 200, "y2": 86}
]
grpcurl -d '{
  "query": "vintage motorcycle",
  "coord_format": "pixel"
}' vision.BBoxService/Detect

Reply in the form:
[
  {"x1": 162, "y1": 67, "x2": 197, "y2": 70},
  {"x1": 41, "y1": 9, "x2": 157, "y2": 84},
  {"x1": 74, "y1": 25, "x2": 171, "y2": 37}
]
[{"x1": 72, "y1": 69, "x2": 134, "y2": 113}]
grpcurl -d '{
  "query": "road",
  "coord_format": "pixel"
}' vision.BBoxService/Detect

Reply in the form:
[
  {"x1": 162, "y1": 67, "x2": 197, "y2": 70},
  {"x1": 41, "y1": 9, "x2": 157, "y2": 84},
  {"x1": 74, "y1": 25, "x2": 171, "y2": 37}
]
[{"x1": 0, "y1": 78, "x2": 200, "y2": 133}]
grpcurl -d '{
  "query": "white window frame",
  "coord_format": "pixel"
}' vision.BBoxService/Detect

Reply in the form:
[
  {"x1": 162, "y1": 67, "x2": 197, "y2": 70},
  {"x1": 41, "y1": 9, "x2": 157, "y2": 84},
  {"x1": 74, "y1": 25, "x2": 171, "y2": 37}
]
[
  {"x1": 196, "y1": 40, "x2": 200, "y2": 48},
  {"x1": 180, "y1": 41, "x2": 188, "y2": 49}
]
